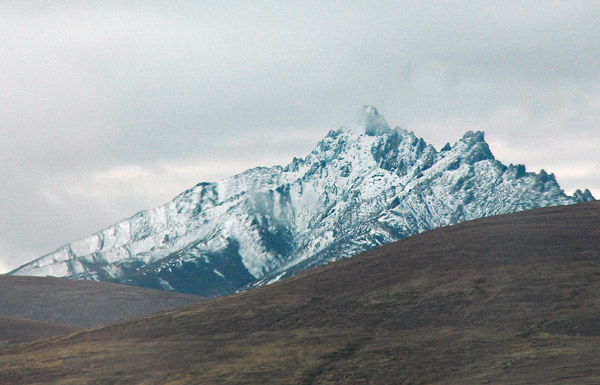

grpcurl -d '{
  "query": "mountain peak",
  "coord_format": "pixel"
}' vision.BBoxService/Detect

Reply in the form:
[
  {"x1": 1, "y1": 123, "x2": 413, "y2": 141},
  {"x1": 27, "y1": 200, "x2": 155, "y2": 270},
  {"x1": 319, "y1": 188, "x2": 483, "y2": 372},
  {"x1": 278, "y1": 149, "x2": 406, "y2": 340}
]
[
  {"x1": 573, "y1": 188, "x2": 595, "y2": 202},
  {"x1": 359, "y1": 105, "x2": 391, "y2": 135},
  {"x1": 10, "y1": 108, "x2": 594, "y2": 297},
  {"x1": 459, "y1": 130, "x2": 495, "y2": 163},
  {"x1": 461, "y1": 130, "x2": 486, "y2": 143}
]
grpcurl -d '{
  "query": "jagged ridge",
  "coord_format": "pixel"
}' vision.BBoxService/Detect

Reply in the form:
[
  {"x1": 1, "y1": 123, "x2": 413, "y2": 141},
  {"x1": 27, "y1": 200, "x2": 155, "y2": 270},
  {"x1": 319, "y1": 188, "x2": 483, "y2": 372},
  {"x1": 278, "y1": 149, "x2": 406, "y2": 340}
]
[{"x1": 10, "y1": 107, "x2": 594, "y2": 296}]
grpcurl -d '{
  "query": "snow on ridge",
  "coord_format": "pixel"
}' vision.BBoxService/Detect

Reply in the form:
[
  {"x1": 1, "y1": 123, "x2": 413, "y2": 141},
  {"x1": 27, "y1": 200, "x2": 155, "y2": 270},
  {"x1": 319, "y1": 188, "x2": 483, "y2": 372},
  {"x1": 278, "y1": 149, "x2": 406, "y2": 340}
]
[{"x1": 10, "y1": 110, "x2": 595, "y2": 296}]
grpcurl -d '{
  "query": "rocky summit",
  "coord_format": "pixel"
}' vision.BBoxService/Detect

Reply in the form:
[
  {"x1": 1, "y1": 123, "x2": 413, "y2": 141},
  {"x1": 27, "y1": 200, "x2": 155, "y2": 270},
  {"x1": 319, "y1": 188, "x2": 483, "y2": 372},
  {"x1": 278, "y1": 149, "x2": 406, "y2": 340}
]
[{"x1": 10, "y1": 107, "x2": 594, "y2": 296}]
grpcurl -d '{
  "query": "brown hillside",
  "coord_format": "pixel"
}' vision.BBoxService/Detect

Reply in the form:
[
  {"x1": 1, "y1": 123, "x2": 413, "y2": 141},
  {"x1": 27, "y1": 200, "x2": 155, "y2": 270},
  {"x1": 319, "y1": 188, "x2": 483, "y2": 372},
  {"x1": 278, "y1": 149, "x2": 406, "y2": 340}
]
[
  {"x1": 0, "y1": 276, "x2": 202, "y2": 328},
  {"x1": 1, "y1": 201, "x2": 599, "y2": 384},
  {"x1": 0, "y1": 317, "x2": 79, "y2": 345}
]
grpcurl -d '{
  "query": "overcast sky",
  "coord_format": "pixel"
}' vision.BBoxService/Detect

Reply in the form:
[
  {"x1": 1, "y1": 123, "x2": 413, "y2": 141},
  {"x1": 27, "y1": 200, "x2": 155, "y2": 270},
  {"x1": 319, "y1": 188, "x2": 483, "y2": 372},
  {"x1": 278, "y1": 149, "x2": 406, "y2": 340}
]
[{"x1": 1, "y1": 1, "x2": 599, "y2": 273}]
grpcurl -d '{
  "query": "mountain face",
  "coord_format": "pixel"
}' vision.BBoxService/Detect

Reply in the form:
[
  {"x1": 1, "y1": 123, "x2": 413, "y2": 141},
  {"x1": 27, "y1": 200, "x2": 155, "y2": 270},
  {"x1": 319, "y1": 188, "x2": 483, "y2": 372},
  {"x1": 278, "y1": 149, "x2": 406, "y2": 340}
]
[{"x1": 10, "y1": 107, "x2": 594, "y2": 296}]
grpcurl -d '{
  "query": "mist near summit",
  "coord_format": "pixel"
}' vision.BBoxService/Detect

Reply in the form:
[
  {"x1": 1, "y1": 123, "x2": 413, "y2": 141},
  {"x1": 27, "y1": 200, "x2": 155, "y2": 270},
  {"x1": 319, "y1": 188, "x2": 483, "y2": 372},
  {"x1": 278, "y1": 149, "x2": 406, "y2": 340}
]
[{"x1": 1, "y1": 1, "x2": 599, "y2": 271}]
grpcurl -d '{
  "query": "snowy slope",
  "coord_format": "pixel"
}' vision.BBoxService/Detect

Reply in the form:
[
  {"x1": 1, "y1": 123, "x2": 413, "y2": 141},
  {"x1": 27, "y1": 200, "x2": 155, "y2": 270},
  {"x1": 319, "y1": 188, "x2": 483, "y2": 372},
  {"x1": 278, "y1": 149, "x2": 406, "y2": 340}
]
[{"x1": 11, "y1": 107, "x2": 594, "y2": 296}]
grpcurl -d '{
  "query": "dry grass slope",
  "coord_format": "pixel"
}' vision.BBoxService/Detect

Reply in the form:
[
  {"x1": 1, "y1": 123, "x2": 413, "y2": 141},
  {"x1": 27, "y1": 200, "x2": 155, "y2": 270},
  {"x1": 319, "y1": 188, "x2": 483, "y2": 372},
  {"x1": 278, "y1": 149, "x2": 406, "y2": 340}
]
[
  {"x1": 1, "y1": 201, "x2": 599, "y2": 384},
  {"x1": 0, "y1": 276, "x2": 203, "y2": 328},
  {"x1": 0, "y1": 317, "x2": 79, "y2": 345}
]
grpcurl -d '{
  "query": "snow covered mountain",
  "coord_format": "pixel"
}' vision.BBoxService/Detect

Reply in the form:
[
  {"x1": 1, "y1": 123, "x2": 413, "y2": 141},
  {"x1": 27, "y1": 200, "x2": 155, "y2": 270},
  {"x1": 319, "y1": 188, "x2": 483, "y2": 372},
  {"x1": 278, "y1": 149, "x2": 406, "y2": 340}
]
[{"x1": 10, "y1": 107, "x2": 594, "y2": 296}]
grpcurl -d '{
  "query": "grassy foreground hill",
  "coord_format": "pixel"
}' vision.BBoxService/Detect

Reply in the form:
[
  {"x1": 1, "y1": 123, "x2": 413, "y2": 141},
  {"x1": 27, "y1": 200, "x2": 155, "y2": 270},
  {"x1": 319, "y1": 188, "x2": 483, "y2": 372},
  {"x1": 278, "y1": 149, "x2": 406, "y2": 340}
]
[
  {"x1": 1, "y1": 201, "x2": 599, "y2": 384},
  {"x1": 0, "y1": 276, "x2": 202, "y2": 328}
]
